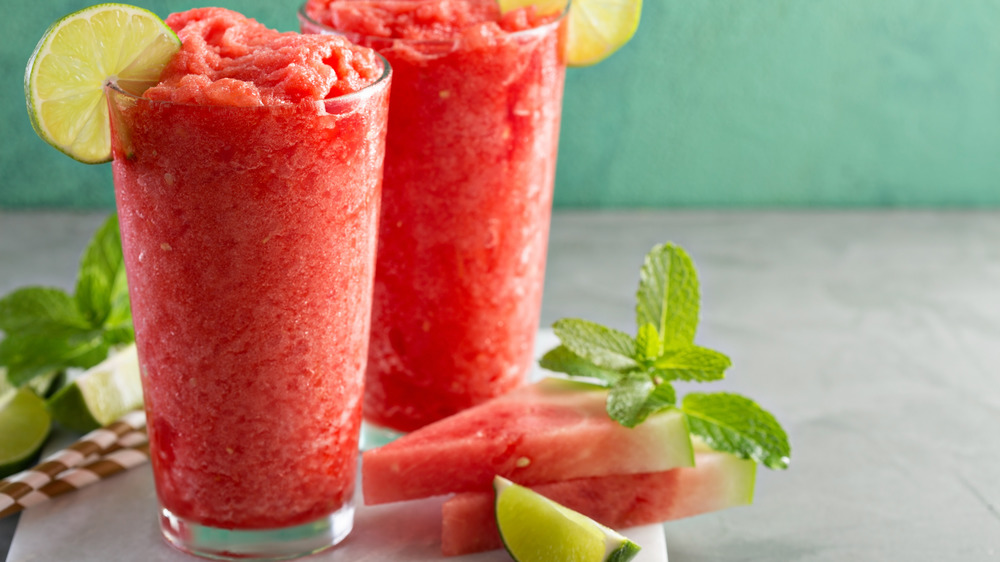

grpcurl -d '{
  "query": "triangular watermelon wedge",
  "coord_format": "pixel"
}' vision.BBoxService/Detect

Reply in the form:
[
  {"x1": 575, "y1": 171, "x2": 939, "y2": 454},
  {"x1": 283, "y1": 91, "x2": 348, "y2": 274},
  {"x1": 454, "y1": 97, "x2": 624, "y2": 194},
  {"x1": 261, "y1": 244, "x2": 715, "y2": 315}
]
[
  {"x1": 361, "y1": 378, "x2": 695, "y2": 505},
  {"x1": 441, "y1": 448, "x2": 756, "y2": 556}
]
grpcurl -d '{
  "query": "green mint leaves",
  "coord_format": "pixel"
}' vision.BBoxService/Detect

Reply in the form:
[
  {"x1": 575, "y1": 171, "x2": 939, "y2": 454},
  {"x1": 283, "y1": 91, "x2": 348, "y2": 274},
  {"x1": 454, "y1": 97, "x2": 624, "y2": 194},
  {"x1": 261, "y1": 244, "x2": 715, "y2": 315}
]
[
  {"x1": 682, "y1": 392, "x2": 790, "y2": 470},
  {"x1": 551, "y1": 320, "x2": 638, "y2": 371},
  {"x1": 541, "y1": 243, "x2": 791, "y2": 470},
  {"x1": 76, "y1": 214, "x2": 132, "y2": 335},
  {"x1": 636, "y1": 241, "x2": 699, "y2": 346},
  {"x1": 0, "y1": 214, "x2": 133, "y2": 387},
  {"x1": 540, "y1": 244, "x2": 726, "y2": 426}
]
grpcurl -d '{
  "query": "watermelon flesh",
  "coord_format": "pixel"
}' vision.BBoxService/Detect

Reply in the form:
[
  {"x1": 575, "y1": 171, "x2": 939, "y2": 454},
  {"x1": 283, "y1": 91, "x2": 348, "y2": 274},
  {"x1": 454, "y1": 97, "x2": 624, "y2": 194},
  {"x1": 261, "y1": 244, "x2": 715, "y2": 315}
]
[
  {"x1": 440, "y1": 449, "x2": 756, "y2": 556},
  {"x1": 361, "y1": 378, "x2": 695, "y2": 505}
]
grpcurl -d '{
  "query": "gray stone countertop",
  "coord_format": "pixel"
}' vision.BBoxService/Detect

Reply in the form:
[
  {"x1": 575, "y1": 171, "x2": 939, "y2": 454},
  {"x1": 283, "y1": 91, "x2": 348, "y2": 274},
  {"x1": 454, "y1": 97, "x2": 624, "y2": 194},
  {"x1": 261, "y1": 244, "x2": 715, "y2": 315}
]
[{"x1": 3, "y1": 209, "x2": 1000, "y2": 561}]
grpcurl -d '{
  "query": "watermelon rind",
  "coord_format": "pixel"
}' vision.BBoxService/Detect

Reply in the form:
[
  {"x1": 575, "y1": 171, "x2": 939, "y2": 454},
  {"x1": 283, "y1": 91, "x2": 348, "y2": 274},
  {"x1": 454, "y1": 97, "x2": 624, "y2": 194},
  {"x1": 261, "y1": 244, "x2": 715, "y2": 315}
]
[{"x1": 692, "y1": 437, "x2": 757, "y2": 505}]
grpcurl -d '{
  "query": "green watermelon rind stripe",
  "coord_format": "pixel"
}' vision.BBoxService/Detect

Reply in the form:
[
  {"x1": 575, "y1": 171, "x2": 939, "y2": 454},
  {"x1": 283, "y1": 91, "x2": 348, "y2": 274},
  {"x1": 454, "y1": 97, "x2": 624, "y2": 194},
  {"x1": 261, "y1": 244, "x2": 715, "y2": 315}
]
[{"x1": 653, "y1": 408, "x2": 695, "y2": 468}]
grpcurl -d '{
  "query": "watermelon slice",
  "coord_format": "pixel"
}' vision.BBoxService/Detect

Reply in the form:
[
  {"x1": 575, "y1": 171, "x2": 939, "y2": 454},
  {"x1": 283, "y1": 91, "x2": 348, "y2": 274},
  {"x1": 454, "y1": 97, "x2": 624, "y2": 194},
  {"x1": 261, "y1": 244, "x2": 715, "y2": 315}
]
[
  {"x1": 362, "y1": 378, "x2": 695, "y2": 505},
  {"x1": 441, "y1": 449, "x2": 756, "y2": 556}
]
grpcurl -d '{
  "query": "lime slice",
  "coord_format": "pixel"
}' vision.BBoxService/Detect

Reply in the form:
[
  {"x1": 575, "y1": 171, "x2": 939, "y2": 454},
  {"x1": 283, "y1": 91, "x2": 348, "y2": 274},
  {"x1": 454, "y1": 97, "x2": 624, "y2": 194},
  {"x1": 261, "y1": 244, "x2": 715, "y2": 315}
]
[
  {"x1": 494, "y1": 476, "x2": 642, "y2": 562},
  {"x1": 47, "y1": 343, "x2": 143, "y2": 432},
  {"x1": 0, "y1": 387, "x2": 52, "y2": 478},
  {"x1": 24, "y1": 3, "x2": 180, "y2": 163},
  {"x1": 498, "y1": 0, "x2": 641, "y2": 67}
]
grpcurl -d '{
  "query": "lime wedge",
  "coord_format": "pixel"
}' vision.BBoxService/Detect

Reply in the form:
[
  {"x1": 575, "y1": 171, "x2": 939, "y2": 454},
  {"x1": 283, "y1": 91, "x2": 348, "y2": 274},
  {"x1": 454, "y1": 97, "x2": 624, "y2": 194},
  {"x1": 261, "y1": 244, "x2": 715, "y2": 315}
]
[
  {"x1": 494, "y1": 476, "x2": 642, "y2": 562},
  {"x1": 47, "y1": 344, "x2": 142, "y2": 432},
  {"x1": 498, "y1": 0, "x2": 641, "y2": 67},
  {"x1": 0, "y1": 387, "x2": 52, "y2": 478},
  {"x1": 24, "y1": 3, "x2": 180, "y2": 163}
]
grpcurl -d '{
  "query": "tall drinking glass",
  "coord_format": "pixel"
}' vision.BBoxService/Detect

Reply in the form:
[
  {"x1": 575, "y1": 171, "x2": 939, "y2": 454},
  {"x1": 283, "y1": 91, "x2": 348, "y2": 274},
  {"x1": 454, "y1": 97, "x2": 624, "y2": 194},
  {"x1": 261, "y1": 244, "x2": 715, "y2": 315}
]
[
  {"x1": 300, "y1": 0, "x2": 567, "y2": 437},
  {"x1": 105, "y1": 55, "x2": 391, "y2": 559}
]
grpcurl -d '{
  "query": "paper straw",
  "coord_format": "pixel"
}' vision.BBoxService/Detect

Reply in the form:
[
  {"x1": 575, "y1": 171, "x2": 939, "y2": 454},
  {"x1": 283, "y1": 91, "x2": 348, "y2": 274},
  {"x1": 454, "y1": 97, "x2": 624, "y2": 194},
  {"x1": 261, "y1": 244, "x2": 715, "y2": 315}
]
[
  {"x1": 74, "y1": 430, "x2": 149, "y2": 465},
  {"x1": 0, "y1": 440, "x2": 150, "y2": 518},
  {"x1": 0, "y1": 410, "x2": 146, "y2": 513}
]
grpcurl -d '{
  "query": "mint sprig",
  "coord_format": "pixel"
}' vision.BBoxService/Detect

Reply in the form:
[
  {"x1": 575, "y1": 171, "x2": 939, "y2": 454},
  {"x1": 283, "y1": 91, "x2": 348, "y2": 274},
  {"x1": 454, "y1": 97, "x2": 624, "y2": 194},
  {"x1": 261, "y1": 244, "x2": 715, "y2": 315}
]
[
  {"x1": 542, "y1": 243, "x2": 791, "y2": 469},
  {"x1": 0, "y1": 214, "x2": 133, "y2": 387}
]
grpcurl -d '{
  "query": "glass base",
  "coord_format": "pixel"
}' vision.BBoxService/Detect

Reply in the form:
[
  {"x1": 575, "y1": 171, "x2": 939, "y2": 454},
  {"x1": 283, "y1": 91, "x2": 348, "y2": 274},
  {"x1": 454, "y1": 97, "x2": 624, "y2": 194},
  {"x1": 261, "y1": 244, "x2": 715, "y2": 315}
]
[
  {"x1": 159, "y1": 503, "x2": 353, "y2": 561},
  {"x1": 359, "y1": 420, "x2": 406, "y2": 451}
]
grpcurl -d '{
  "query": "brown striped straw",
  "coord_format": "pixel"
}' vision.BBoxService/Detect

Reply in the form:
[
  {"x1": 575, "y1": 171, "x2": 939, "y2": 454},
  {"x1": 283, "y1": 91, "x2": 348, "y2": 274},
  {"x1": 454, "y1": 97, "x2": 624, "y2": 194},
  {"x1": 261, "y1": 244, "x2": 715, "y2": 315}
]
[
  {"x1": 0, "y1": 438, "x2": 150, "y2": 518},
  {"x1": 0, "y1": 409, "x2": 146, "y2": 516},
  {"x1": 75, "y1": 429, "x2": 148, "y2": 464}
]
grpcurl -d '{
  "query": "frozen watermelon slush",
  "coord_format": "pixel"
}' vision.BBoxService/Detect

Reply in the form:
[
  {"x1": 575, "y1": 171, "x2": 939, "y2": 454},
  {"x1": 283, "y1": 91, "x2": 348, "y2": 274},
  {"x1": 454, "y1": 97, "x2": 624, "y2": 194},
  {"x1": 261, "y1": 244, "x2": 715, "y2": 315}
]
[
  {"x1": 106, "y1": 8, "x2": 390, "y2": 558},
  {"x1": 301, "y1": 0, "x2": 567, "y2": 432}
]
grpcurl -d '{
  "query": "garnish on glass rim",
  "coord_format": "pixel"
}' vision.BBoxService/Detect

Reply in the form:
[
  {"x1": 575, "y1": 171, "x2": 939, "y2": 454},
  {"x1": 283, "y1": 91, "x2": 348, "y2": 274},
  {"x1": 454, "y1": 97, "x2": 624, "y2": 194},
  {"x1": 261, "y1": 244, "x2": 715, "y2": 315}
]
[
  {"x1": 498, "y1": 0, "x2": 642, "y2": 67},
  {"x1": 24, "y1": 3, "x2": 181, "y2": 163},
  {"x1": 540, "y1": 243, "x2": 792, "y2": 470}
]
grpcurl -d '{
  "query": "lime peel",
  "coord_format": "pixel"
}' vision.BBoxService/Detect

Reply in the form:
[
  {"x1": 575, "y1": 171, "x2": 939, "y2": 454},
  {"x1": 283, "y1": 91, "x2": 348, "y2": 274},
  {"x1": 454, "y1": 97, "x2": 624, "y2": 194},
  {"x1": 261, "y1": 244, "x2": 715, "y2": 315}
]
[
  {"x1": 25, "y1": 3, "x2": 180, "y2": 163},
  {"x1": 0, "y1": 387, "x2": 52, "y2": 478},
  {"x1": 494, "y1": 475, "x2": 642, "y2": 562},
  {"x1": 497, "y1": 0, "x2": 641, "y2": 67}
]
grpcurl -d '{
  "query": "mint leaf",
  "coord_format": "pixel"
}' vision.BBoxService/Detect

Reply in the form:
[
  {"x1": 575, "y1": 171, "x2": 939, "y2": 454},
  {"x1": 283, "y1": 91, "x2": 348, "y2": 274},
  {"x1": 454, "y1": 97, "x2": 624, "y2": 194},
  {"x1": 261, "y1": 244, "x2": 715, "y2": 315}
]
[
  {"x1": 607, "y1": 373, "x2": 676, "y2": 427},
  {"x1": 646, "y1": 382, "x2": 678, "y2": 411},
  {"x1": 635, "y1": 323, "x2": 662, "y2": 361},
  {"x1": 0, "y1": 287, "x2": 88, "y2": 337},
  {"x1": 0, "y1": 331, "x2": 106, "y2": 386},
  {"x1": 653, "y1": 345, "x2": 731, "y2": 382},
  {"x1": 75, "y1": 214, "x2": 126, "y2": 326},
  {"x1": 636, "y1": 243, "x2": 699, "y2": 348},
  {"x1": 103, "y1": 265, "x2": 133, "y2": 336},
  {"x1": 539, "y1": 345, "x2": 621, "y2": 384},
  {"x1": 0, "y1": 335, "x2": 68, "y2": 386},
  {"x1": 101, "y1": 325, "x2": 135, "y2": 347},
  {"x1": 553, "y1": 318, "x2": 638, "y2": 371},
  {"x1": 682, "y1": 392, "x2": 791, "y2": 469}
]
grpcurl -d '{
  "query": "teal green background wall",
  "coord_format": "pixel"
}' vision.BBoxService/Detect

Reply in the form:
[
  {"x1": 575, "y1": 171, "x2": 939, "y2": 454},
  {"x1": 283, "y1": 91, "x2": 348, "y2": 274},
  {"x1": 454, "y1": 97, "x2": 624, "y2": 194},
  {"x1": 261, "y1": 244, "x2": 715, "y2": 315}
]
[{"x1": 3, "y1": 0, "x2": 1000, "y2": 208}]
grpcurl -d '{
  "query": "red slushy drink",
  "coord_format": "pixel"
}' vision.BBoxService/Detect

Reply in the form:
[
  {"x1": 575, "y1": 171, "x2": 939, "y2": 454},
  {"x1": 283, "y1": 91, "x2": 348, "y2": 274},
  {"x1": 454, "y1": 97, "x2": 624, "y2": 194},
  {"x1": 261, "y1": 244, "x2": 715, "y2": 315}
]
[
  {"x1": 106, "y1": 8, "x2": 390, "y2": 559},
  {"x1": 301, "y1": 0, "x2": 567, "y2": 433}
]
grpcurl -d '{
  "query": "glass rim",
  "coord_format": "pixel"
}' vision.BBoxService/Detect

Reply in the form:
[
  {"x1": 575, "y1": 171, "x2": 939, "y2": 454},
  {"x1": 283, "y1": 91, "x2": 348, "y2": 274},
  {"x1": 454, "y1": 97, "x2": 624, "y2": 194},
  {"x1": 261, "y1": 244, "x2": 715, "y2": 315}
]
[
  {"x1": 104, "y1": 51, "x2": 392, "y2": 110},
  {"x1": 297, "y1": 0, "x2": 569, "y2": 47}
]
